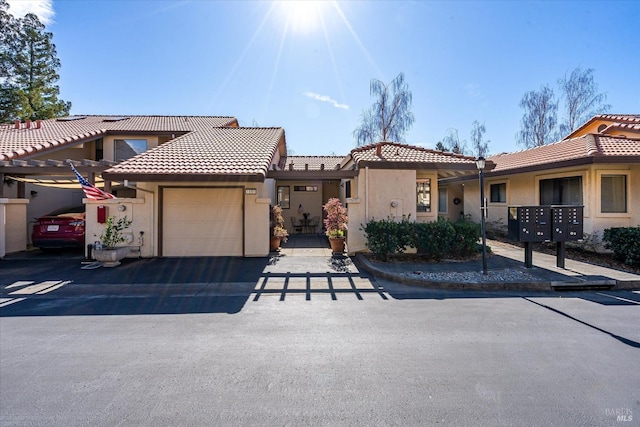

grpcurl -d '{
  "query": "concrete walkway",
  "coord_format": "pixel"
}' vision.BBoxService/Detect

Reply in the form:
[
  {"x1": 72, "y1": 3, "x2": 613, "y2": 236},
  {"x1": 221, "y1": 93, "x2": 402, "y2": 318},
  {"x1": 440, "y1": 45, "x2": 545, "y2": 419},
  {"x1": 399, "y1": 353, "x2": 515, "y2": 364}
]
[{"x1": 489, "y1": 240, "x2": 640, "y2": 287}]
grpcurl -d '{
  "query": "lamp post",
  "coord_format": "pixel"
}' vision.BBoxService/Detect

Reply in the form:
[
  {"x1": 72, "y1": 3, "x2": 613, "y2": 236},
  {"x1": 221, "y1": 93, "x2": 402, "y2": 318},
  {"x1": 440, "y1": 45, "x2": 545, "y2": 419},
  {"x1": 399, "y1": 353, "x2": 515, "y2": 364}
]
[{"x1": 476, "y1": 157, "x2": 488, "y2": 275}]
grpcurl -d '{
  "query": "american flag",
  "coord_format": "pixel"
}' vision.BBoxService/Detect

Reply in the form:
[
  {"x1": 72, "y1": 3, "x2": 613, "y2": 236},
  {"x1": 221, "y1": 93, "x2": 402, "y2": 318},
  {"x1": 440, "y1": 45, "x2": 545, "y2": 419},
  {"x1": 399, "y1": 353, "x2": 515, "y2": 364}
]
[{"x1": 69, "y1": 163, "x2": 116, "y2": 200}]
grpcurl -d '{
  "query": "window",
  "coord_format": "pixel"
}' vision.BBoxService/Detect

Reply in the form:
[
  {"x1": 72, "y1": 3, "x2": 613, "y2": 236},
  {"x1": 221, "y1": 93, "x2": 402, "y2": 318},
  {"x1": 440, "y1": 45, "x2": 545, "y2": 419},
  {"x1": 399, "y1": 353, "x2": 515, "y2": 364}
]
[
  {"x1": 438, "y1": 187, "x2": 447, "y2": 213},
  {"x1": 601, "y1": 175, "x2": 627, "y2": 213},
  {"x1": 345, "y1": 180, "x2": 351, "y2": 198},
  {"x1": 490, "y1": 183, "x2": 507, "y2": 203},
  {"x1": 95, "y1": 138, "x2": 104, "y2": 160},
  {"x1": 115, "y1": 139, "x2": 147, "y2": 162},
  {"x1": 277, "y1": 186, "x2": 290, "y2": 209},
  {"x1": 294, "y1": 185, "x2": 318, "y2": 192},
  {"x1": 416, "y1": 179, "x2": 431, "y2": 212},
  {"x1": 597, "y1": 124, "x2": 607, "y2": 133},
  {"x1": 540, "y1": 176, "x2": 582, "y2": 205}
]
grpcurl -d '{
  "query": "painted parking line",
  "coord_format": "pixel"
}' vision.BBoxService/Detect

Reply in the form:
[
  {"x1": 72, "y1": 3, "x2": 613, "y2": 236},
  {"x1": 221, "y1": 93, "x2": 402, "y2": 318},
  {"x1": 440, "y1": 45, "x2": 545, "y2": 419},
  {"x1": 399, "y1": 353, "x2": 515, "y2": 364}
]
[
  {"x1": 9, "y1": 281, "x2": 68, "y2": 295},
  {"x1": 5, "y1": 281, "x2": 35, "y2": 289},
  {"x1": 596, "y1": 292, "x2": 640, "y2": 305},
  {"x1": 0, "y1": 298, "x2": 26, "y2": 308}
]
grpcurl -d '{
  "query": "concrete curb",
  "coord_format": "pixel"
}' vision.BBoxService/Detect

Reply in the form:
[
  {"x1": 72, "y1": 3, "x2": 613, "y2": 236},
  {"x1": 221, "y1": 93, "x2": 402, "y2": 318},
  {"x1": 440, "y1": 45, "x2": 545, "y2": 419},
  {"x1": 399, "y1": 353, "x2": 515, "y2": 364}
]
[{"x1": 355, "y1": 253, "x2": 640, "y2": 292}]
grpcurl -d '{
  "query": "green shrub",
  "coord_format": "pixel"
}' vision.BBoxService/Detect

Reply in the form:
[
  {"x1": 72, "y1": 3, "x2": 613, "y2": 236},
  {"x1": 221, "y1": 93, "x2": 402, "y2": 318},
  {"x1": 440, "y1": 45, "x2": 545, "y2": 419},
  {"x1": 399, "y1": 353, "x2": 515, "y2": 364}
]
[
  {"x1": 362, "y1": 217, "x2": 410, "y2": 260},
  {"x1": 363, "y1": 216, "x2": 481, "y2": 261},
  {"x1": 414, "y1": 219, "x2": 456, "y2": 261},
  {"x1": 450, "y1": 218, "x2": 482, "y2": 256},
  {"x1": 603, "y1": 227, "x2": 640, "y2": 268}
]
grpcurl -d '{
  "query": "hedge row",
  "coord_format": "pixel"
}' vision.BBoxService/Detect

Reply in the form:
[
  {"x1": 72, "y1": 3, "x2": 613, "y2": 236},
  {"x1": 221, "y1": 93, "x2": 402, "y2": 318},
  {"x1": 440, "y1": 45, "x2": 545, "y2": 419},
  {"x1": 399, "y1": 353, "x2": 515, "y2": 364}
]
[
  {"x1": 603, "y1": 226, "x2": 640, "y2": 268},
  {"x1": 362, "y1": 217, "x2": 481, "y2": 261}
]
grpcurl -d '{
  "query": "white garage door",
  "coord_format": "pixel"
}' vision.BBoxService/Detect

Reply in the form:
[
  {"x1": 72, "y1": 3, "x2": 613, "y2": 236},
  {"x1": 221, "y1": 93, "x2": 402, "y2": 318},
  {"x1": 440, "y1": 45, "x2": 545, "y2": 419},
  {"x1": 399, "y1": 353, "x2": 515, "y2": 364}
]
[{"x1": 162, "y1": 188, "x2": 243, "y2": 256}]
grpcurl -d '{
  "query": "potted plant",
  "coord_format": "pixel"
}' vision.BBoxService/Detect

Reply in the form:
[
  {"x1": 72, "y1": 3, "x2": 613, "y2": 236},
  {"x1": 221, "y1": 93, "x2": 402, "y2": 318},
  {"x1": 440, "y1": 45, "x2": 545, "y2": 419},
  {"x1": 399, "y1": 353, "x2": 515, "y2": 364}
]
[
  {"x1": 93, "y1": 215, "x2": 133, "y2": 266},
  {"x1": 323, "y1": 198, "x2": 348, "y2": 254},
  {"x1": 270, "y1": 205, "x2": 288, "y2": 251}
]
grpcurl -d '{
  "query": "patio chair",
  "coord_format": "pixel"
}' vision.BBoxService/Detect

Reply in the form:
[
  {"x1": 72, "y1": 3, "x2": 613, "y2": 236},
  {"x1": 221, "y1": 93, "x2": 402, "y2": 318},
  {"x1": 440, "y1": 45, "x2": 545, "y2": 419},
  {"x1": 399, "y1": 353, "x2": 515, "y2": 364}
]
[
  {"x1": 309, "y1": 216, "x2": 321, "y2": 234},
  {"x1": 290, "y1": 217, "x2": 303, "y2": 234}
]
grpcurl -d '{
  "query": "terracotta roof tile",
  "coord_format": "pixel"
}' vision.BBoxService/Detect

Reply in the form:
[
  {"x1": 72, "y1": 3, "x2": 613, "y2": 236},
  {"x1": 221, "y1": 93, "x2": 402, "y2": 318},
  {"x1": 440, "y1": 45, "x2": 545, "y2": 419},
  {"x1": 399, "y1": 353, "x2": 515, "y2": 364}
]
[
  {"x1": 284, "y1": 156, "x2": 344, "y2": 171},
  {"x1": 563, "y1": 114, "x2": 640, "y2": 140},
  {"x1": 488, "y1": 134, "x2": 640, "y2": 174},
  {"x1": 348, "y1": 142, "x2": 478, "y2": 165},
  {"x1": 0, "y1": 115, "x2": 238, "y2": 161},
  {"x1": 104, "y1": 127, "x2": 284, "y2": 179}
]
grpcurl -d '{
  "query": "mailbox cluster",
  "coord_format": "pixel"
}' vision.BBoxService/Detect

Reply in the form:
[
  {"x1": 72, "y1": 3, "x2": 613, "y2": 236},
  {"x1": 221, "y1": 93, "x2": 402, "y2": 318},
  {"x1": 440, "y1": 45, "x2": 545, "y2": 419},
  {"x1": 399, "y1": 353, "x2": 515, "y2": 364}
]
[{"x1": 508, "y1": 206, "x2": 583, "y2": 268}]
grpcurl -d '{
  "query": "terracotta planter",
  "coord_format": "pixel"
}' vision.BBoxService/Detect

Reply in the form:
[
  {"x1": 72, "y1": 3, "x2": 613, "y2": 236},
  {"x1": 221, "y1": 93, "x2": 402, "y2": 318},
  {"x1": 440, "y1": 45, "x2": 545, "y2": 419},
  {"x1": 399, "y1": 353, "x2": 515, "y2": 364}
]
[
  {"x1": 93, "y1": 246, "x2": 130, "y2": 267},
  {"x1": 329, "y1": 237, "x2": 345, "y2": 254},
  {"x1": 270, "y1": 237, "x2": 281, "y2": 252}
]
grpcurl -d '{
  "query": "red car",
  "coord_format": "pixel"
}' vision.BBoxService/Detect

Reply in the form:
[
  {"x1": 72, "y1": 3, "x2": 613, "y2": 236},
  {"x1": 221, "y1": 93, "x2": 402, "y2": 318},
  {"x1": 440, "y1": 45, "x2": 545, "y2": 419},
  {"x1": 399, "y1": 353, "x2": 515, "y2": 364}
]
[{"x1": 31, "y1": 205, "x2": 86, "y2": 249}]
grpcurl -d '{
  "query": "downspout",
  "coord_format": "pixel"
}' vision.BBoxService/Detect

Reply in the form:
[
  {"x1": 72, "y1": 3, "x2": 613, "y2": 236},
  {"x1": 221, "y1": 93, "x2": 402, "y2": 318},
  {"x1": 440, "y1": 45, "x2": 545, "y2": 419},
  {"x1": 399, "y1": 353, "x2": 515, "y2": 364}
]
[{"x1": 365, "y1": 166, "x2": 369, "y2": 222}]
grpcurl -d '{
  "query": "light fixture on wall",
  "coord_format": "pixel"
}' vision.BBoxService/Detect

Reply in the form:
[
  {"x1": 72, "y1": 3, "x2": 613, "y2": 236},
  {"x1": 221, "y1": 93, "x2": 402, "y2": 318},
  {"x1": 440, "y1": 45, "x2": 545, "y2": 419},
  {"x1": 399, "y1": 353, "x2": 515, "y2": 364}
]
[
  {"x1": 30, "y1": 190, "x2": 38, "y2": 197},
  {"x1": 118, "y1": 204, "x2": 126, "y2": 211}
]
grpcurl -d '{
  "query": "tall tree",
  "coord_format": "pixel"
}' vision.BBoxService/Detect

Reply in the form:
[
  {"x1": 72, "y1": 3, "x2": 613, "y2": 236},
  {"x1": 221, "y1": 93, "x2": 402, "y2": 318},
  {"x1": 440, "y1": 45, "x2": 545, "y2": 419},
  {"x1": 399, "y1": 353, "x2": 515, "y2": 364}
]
[
  {"x1": 557, "y1": 67, "x2": 611, "y2": 136},
  {"x1": 0, "y1": 0, "x2": 20, "y2": 121},
  {"x1": 0, "y1": 4, "x2": 70, "y2": 122},
  {"x1": 441, "y1": 128, "x2": 466, "y2": 154},
  {"x1": 353, "y1": 72, "x2": 415, "y2": 146},
  {"x1": 470, "y1": 120, "x2": 490, "y2": 158},
  {"x1": 434, "y1": 141, "x2": 447, "y2": 151},
  {"x1": 516, "y1": 85, "x2": 558, "y2": 148}
]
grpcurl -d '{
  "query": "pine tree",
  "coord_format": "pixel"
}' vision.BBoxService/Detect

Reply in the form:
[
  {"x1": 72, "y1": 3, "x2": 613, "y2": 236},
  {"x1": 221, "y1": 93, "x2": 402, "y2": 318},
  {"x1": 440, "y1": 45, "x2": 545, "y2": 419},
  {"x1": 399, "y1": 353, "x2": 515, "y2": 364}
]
[{"x1": 0, "y1": 2, "x2": 70, "y2": 122}]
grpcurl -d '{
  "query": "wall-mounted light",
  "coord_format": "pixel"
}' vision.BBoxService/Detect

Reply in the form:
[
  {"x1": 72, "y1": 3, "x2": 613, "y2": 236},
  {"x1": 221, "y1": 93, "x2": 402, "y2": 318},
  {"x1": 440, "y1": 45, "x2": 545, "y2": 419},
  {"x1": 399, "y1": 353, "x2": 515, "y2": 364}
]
[
  {"x1": 118, "y1": 204, "x2": 126, "y2": 211},
  {"x1": 30, "y1": 190, "x2": 38, "y2": 197},
  {"x1": 390, "y1": 200, "x2": 398, "y2": 208}
]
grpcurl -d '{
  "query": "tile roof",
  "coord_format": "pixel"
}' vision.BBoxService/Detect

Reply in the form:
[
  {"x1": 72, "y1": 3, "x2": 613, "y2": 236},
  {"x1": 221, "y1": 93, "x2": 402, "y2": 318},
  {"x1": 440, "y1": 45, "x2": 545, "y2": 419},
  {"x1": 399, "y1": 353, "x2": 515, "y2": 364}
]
[
  {"x1": 487, "y1": 134, "x2": 640, "y2": 174},
  {"x1": 594, "y1": 114, "x2": 640, "y2": 123},
  {"x1": 0, "y1": 115, "x2": 238, "y2": 161},
  {"x1": 284, "y1": 156, "x2": 344, "y2": 171},
  {"x1": 563, "y1": 114, "x2": 640, "y2": 140},
  {"x1": 103, "y1": 127, "x2": 284, "y2": 181},
  {"x1": 346, "y1": 142, "x2": 478, "y2": 166},
  {"x1": 601, "y1": 122, "x2": 640, "y2": 134}
]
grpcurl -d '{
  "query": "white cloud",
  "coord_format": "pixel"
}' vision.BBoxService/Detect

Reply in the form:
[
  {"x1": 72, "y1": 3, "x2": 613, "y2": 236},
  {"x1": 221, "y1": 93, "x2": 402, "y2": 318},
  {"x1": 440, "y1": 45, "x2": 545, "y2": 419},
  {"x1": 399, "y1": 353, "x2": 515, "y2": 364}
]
[
  {"x1": 303, "y1": 92, "x2": 349, "y2": 110},
  {"x1": 7, "y1": 0, "x2": 55, "y2": 25}
]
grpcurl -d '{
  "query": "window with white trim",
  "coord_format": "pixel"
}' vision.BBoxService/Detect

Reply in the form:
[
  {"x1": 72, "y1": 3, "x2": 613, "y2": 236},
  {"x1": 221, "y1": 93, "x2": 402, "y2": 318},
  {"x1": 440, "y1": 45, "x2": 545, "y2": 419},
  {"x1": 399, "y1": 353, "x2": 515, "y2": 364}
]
[
  {"x1": 417, "y1": 179, "x2": 431, "y2": 212},
  {"x1": 601, "y1": 175, "x2": 627, "y2": 213},
  {"x1": 540, "y1": 176, "x2": 582, "y2": 205},
  {"x1": 115, "y1": 139, "x2": 147, "y2": 162},
  {"x1": 490, "y1": 183, "x2": 507, "y2": 203}
]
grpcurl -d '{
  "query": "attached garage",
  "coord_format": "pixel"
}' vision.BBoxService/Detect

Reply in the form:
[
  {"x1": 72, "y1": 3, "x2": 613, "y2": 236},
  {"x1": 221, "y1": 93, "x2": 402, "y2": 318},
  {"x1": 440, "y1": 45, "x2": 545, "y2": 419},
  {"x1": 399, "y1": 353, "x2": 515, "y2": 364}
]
[{"x1": 161, "y1": 187, "x2": 244, "y2": 256}]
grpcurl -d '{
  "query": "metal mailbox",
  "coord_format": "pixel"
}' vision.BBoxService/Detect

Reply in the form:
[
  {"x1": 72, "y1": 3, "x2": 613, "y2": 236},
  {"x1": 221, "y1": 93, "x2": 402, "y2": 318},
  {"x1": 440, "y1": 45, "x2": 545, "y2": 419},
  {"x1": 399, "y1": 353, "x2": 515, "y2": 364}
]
[
  {"x1": 508, "y1": 206, "x2": 551, "y2": 242},
  {"x1": 551, "y1": 206, "x2": 583, "y2": 242},
  {"x1": 508, "y1": 205, "x2": 584, "y2": 268}
]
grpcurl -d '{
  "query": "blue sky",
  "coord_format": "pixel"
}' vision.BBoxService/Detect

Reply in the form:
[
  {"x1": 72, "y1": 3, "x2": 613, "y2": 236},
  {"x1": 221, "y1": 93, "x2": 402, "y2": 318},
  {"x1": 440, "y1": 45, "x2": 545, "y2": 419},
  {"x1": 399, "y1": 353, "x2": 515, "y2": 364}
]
[{"x1": 7, "y1": 0, "x2": 640, "y2": 156}]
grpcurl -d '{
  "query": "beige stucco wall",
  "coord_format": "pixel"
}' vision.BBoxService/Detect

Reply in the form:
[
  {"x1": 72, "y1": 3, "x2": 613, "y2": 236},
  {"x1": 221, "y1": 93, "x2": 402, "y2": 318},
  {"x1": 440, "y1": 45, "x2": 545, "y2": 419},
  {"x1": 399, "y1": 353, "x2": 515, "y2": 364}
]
[
  {"x1": 85, "y1": 197, "x2": 152, "y2": 258},
  {"x1": 85, "y1": 181, "x2": 274, "y2": 258},
  {"x1": 346, "y1": 168, "x2": 439, "y2": 253},
  {"x1": 276, "y1": 180, "x2": 325, "y2": 232},
  {"x1": 462, "y1": 163, "x2": 639, "y2": 246},
  {"x1": 0, "y1": 198, "x2": 29, "y2": 257}
]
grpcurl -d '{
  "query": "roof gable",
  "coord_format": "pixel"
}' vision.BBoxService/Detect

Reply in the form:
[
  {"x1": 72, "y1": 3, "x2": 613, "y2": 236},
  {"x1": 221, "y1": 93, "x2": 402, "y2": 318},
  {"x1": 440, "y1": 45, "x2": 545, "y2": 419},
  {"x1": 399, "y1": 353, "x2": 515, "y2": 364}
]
[
  {"x1": 563, "y1": 114, "x2": 640, "y2": 140},
  {"x1": 488, "y1": 134, "x2": 640, "y2": 175},
  {"x1": 346, "y1": 142, "x2": 480, "y2": 166},
  {"x1": 103, "y1": 127, "x2": 285, "y2": 182}
]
